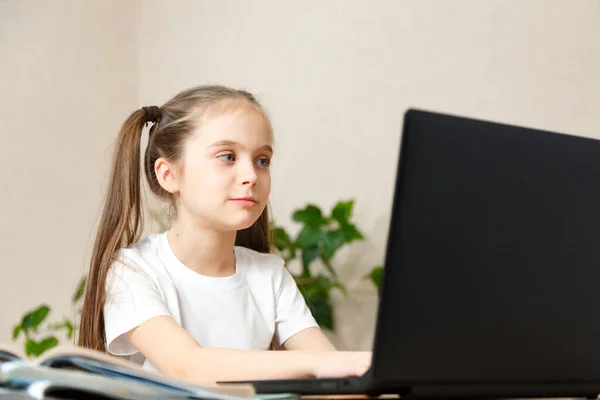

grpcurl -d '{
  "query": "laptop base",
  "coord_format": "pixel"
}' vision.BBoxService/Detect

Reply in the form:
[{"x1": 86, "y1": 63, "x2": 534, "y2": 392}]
[{"x1": 219, "y1": 375, "x2": 380, "y2": 396}]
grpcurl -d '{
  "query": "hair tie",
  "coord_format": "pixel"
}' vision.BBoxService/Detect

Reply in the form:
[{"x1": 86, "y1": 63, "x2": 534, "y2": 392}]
[{"x1": 142, "y1": 106, "x2": 161, "y2": 124}]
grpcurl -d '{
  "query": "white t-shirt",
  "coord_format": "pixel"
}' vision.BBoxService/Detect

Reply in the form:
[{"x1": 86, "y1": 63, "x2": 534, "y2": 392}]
[{"x1": 103, "y1": 232, "x2": 318, "y2": 370}]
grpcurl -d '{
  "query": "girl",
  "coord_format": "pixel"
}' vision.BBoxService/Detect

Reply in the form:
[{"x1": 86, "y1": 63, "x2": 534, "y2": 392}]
[{"x1": 78, "y1": 85, "x2": 371, "y2": 386}]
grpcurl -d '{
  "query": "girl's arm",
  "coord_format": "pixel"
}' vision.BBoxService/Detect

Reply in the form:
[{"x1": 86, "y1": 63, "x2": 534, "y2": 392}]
[
  {"x1": 282, "y1": 327, "x2": 337, "y2": 351},
  {"x1": 126, "y1": 316, "x2": 370, "y2": 386}
]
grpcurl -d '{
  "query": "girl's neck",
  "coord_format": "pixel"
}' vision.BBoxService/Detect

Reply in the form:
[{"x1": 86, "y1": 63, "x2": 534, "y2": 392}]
[{"x1": 166, "y1": 220, "x2": 237, "y2": 277}]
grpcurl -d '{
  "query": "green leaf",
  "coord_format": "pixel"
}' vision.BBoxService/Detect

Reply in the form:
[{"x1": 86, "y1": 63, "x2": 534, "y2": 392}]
[
  {"x1": 321, "y1": 258, "x2": 338, "y2": 278},
  {"x1": 26, "y1": 337, "x2": 59, "y2": 357},
  {"x1": 331, "y1": 200, "x2": 355, "y2": 224},
  {"x1": 25, "y1": 339, "x2": 36, "y2": 357},
  {"x1": 367, "y1": 266, "x2": 384, "y2": 296},
  {"x1": 65, "y1": 320, "x2": 74, "y2": 339},
  {"x1": 272, "y1": 227, "x2": 296, "y2": 261},
  {"x1": 315, "y1": 275, "x2": 334, "y2": 291},
  {"x1": 332, "y1": 282, "x2": 348, "y2": 296},
  {"x1": 339, "y1": 222, "x2": 364, "y2": 243},
  {"x1": 21, "y1": 305, "x2": 50, "y2": 331},
  {"x1": 298, "y1": 278, "x2": 334, "y2": 331},
  {"x1": 321, "y1": 229, "x2": 345, "y2": 261},
  {"x1": 293, "y1": 205, "x2": 328, "y2": 228},
  {"x1": 301, "y1": 245, "x2": 320, "y2": 273},
  {"x1": 312, "y1": 297, "x2": 334, "y2": 331},
  {"x1": 72, "y1": 275, "x2": 87, "y2": 303},
  {"x1": 12, "y1": 324, "x2": 22, "y2": 340},
  {"x1": 296, "y1": 225, "x2": 321, "y2": 248},
  {"x1": 36, "y1": 337, "x2": 59, "y2": 356},
  {"x1": 273, "y1": 227, "x2": 293, "y2": 250}
]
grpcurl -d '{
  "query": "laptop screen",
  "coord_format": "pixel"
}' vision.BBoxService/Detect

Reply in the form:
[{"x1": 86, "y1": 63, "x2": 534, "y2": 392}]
[{"x1": 374, "y1": 109, "x2": 600, "y2": 384}]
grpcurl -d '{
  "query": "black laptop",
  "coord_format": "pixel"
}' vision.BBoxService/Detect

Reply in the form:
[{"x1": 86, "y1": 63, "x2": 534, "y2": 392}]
[{"x1": 220, "y1": 109, "x2": 600, "y2": 398}]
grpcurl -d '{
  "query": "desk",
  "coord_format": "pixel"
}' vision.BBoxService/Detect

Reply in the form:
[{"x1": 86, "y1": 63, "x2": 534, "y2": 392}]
[
  {"x1": 300, "y1": 395, "x2": 399, "y2": 399},
  {"x1": 299, "y1": 397, "x2": 581, "y2": 400}
]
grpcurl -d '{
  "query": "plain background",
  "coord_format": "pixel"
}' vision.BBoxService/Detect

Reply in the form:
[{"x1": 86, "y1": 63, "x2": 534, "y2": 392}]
[{"x1": 1, "y1": 0, "x2": 599, "y2": 351}]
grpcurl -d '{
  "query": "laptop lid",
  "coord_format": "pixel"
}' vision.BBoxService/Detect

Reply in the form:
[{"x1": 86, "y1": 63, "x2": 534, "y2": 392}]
[{"x1": 371, "y1": 109, "x2": 600, "y2": 396}]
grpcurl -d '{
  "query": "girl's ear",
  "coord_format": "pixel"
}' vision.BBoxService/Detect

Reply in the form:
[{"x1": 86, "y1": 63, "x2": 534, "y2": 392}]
[{"x1": 155, "y1": 157, "x2": 180, "y2": 194}]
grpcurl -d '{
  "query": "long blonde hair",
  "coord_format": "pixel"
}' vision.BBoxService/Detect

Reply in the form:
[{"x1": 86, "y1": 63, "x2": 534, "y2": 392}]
[{"x1": 78, "y1": 85, "x2": 274, "y2": 352}]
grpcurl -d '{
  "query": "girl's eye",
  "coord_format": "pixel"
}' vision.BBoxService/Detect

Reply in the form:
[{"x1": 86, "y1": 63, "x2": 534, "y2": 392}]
[
  {"x1": 218, "y1": 153, "x2": 235, "y2": 162},
  {"x1": 257, "y1": 158, "x2": 271, "y2": 167}
]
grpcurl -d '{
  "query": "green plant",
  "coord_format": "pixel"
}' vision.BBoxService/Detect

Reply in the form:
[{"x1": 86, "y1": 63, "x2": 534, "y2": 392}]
[
  {"x1": 12, "y1": 276, "x2": 86, "y2": 357},
  {"x1": 272, "y1": 199, "x2": 381, "y2": 331}
]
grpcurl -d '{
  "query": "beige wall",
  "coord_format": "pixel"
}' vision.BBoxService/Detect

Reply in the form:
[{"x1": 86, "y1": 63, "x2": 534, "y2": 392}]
[
  {"x1": 1, "y1": 0, "x2": 599, "y2": 351},
  {"x1": 0, "y1": 0, "x2": 140, "y2": 344}
]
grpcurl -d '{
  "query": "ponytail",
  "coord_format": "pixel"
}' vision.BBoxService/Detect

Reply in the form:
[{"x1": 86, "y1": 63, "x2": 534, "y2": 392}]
[{"x1": 78, "y1": 109, "x2": 147, "y2": 351}]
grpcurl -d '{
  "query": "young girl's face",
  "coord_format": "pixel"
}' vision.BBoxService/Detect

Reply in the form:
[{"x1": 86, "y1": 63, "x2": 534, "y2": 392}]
[{"x1": 176, "y1": 102, "x2": 273, "y2": 231}]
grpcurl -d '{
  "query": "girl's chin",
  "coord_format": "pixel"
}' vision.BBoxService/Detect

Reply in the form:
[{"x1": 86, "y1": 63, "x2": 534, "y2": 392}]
[{"x1": 229, "y1": 215, "x2": 262, "y2": 231}]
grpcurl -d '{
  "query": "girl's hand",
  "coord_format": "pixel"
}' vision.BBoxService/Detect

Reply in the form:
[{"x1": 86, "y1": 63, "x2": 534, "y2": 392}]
[{"x1": 312, "y1": 351, "x2": 372, "y2": 378}]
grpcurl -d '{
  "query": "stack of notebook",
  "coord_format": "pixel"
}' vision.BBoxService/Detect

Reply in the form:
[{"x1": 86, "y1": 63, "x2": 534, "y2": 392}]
[{"x1": 0, "y1": 344, "x2": 276, "y2": 400}]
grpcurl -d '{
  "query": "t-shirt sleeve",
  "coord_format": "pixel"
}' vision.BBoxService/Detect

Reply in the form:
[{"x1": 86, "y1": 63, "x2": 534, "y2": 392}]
[
  {"x1": 104, "y1": 258, "x2": 172, "y2": 356},
  {"x1": 274, "y1": 266, "x2": 319, "y2": 345}
]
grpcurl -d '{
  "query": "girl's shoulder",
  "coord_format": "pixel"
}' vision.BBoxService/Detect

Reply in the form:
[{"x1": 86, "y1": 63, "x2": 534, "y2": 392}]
[
  {"x1": 117, "y1": 233, "x2": 163, "y2": 260},
  {"x1": 111, "y1": 233, "x2": 168, "y2": 278}
]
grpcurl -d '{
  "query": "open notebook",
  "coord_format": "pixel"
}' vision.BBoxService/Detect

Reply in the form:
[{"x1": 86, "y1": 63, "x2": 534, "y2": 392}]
[{"x1": 0, "y1": 344, "x2": 277, "y2": 400}]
